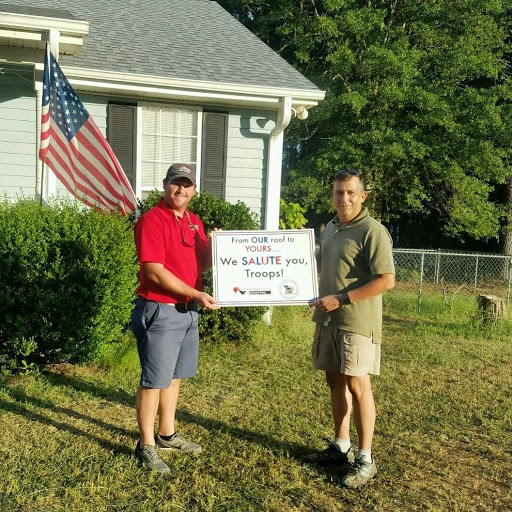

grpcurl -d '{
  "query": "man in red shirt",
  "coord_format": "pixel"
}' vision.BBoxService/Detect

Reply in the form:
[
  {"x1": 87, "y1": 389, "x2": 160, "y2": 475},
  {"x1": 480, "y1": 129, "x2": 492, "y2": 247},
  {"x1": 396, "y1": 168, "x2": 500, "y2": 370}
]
[{"x1": 132, "y1": 163, "x2": 219, "y2": 473}]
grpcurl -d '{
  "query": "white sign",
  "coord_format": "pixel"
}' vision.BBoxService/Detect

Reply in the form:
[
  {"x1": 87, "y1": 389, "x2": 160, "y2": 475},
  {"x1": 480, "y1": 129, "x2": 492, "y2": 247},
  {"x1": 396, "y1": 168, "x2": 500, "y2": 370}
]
[{"x1": 212, "y1": 230, "x2": 318, "y2": 306}]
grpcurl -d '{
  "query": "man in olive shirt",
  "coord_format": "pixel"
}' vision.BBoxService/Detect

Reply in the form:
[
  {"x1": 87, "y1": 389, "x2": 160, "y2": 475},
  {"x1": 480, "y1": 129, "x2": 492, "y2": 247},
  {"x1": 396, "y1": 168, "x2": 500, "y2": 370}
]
[{"x1": 308, "y1": 169, "x2": 395, "y2": 488}]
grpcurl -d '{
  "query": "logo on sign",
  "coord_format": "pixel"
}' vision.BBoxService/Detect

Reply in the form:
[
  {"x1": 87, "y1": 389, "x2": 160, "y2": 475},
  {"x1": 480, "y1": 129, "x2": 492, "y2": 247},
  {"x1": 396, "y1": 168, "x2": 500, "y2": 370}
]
[{"x1": 279, "y1": 280, "x2": 299, "y2": 299}]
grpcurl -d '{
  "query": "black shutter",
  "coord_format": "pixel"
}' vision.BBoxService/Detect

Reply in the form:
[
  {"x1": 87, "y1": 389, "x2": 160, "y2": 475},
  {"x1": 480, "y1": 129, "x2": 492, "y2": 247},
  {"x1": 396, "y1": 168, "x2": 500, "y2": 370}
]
[
  {"x1": 201, "y1": 112, "x2": 227, "y2": 197},
  {"x1": 108, "y1": 104, "x2": 136, "y2": 189}
]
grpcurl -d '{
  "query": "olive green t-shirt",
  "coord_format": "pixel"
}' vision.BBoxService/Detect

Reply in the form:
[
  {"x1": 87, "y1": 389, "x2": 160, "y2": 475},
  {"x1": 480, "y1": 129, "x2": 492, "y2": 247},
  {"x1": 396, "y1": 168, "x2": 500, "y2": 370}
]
[{"x1": 312, "y1": 208, "x2": 395, "y2": 343}]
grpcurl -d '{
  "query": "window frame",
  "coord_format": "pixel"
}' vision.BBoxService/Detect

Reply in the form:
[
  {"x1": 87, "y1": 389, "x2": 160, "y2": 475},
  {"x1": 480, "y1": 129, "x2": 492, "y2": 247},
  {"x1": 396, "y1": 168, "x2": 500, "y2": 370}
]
[{"x1": 135, "y1": 101, "x2": 203, "y2": 198}]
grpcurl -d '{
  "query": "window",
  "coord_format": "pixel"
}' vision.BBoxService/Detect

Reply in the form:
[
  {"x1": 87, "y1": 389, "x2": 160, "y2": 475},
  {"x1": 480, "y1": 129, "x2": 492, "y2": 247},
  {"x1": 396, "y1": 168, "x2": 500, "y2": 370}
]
[
  {"x1": 108, "y1": 103, "x2": 227, "y2": 200},
  {"x1": 141, "y1": 105, "x2": 199, "y2": 194}
]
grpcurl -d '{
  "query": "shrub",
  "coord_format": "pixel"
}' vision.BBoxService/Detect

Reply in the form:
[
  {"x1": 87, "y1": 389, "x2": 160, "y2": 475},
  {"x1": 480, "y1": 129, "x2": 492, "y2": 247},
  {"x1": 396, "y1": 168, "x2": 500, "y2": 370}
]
[
  {"x1": 0, "y1": 198, "x2": 137, "y2": 371},
  {"x1": 137, "y1": 191, "x2": 266, "y2": 342}
]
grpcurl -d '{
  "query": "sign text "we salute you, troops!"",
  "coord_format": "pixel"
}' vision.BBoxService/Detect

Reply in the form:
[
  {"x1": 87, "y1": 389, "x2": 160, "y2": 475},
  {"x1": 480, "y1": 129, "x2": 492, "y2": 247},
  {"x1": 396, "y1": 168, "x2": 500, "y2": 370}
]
[{"x1": 212, "y1": 230, "x2": 318, "y2": 306}]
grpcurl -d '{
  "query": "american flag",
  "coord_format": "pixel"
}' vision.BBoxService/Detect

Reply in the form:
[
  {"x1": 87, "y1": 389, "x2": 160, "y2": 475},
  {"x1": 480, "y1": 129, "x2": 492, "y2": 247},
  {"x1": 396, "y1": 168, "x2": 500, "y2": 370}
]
[{"x1": 39, "y1": 46, "x2": 137, "y2": 215}]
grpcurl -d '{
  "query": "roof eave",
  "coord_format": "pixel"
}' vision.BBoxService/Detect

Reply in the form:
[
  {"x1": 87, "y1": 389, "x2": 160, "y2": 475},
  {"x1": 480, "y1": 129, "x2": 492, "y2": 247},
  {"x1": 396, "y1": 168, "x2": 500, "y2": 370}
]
[
  {"x1": 0, "y1": 11, "x2": 89, "y2": 56},
  {"x1": 40, "y1": 64, "x2": 326, "y2": 109}
]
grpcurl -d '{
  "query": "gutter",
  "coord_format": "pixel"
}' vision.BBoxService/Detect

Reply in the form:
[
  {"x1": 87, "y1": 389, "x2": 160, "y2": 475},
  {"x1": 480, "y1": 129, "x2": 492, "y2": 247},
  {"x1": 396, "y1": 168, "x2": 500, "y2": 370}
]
[{"x1": 264, "y1": 96, "x2": 293, "y2": 230}]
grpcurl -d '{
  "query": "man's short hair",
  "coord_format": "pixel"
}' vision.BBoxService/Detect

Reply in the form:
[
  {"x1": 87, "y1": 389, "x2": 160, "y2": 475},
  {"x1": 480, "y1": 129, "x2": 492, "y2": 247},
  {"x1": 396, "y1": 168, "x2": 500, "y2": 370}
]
[{"x1": 334, "y1": 169, "x2": 365, "y2": 190}]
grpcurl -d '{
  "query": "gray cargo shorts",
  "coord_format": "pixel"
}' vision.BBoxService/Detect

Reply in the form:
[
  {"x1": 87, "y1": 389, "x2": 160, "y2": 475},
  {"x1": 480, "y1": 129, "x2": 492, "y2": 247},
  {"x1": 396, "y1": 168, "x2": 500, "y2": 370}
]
[{"x1": 131, "y1": 297, "x2": 199, "y2": 389}]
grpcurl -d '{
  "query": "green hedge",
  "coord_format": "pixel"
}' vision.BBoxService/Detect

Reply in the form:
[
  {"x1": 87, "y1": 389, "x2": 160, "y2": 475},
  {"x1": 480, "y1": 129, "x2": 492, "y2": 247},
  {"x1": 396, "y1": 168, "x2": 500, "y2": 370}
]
[
  {"x1": 0, "y1": 199, "x2": 137, "y2": 371},
  {"x1": 138, "y1": 191, "x2": 266, "y2": 342},
  {"x1": 0, "y1": 192, "x2": 266, "y2": 373}
]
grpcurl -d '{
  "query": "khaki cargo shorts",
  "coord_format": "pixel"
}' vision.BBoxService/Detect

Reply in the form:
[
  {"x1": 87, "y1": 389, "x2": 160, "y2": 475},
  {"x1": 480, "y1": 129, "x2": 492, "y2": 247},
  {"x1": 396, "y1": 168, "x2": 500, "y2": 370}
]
[{"x1": 312, "y1": 324, "x2": 380, "y2": 376}]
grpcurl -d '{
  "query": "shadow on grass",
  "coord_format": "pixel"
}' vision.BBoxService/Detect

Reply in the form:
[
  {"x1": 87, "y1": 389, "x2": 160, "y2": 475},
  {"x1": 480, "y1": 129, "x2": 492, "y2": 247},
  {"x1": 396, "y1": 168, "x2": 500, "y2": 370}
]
[
  {"x1": 383, "y1": 315, "x2": 423, "y2": 326},
  {"x1": 1, "y1": 370, "x2": 345, "y2": 480},
  {"x1": 41, "y1": 371, "x2": 312, "y2": 455},
  {"x1": 0, "y1": 395, "x2": 132, "y2": 456}
]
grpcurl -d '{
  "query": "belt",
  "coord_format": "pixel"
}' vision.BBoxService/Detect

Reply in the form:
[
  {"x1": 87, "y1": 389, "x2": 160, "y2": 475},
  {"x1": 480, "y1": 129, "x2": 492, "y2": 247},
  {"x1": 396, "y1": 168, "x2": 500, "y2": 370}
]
[{"x1": 165, "y1": 301, "x2": 197, "y2": 311}]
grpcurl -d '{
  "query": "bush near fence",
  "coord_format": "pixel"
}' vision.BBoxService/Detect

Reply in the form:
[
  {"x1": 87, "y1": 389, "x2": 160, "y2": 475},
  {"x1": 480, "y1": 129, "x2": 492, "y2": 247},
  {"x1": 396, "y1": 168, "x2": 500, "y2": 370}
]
[{"x1": 0, "y1": 199, "x2": 137, "y2": 372}]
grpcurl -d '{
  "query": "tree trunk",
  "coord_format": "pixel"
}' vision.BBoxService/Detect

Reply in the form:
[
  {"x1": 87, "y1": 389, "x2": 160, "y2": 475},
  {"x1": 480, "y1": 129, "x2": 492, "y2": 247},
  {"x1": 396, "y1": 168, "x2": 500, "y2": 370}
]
[{"x1": 477, "y1": 294, "x2": 507, "y2": 323}]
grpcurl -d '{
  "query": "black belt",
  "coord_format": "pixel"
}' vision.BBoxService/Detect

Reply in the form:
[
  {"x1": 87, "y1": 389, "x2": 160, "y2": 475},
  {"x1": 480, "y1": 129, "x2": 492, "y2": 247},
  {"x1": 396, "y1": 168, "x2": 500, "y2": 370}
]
[{"x1": 166, "y1": 302, "x2": 197, "y2": 312}]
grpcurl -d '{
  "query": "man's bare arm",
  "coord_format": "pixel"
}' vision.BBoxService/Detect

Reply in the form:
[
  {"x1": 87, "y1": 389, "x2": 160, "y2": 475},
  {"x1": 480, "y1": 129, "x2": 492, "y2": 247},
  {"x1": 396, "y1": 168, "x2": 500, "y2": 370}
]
[{"x1": 143, "y1": 262, "x2": 220, "y2": 309}]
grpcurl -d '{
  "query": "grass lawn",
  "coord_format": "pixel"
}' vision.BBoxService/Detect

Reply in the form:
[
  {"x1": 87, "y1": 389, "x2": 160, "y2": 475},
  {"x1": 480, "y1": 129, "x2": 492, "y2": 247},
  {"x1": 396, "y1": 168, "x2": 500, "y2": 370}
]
[{"x1": 1, "y1": 299, "x2": 511, "y2": 511}]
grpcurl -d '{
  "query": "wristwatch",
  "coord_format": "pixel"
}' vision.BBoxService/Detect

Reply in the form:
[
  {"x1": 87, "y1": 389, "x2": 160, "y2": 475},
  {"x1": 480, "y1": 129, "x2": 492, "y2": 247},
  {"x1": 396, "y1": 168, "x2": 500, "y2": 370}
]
[{"x1": 340, "y1": 292, "x2": 352, "y2": 305}]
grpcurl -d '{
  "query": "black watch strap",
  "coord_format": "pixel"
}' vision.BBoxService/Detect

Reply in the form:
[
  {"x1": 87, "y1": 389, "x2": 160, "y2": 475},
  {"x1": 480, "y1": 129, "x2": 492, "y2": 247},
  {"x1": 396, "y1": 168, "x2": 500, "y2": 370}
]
[{"x1": 340, "y1": 292, "x2": 352, "y2": 305}]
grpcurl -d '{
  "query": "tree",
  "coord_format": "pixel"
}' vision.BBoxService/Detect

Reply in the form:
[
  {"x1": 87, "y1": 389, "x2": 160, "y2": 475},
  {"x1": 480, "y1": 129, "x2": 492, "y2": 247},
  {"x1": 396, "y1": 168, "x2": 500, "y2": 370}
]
[{"x1": 219, "y1": 0, "x2": 512, "y2": 245}]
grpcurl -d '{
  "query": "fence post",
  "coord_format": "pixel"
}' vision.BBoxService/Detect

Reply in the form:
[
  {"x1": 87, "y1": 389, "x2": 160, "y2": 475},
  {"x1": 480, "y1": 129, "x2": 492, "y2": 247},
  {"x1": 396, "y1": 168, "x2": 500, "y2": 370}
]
[
  {"x1": 474, "y1": 255, "x2": 479, "y2": 292},
  {"x1": 435, "y1": 249, "x2": 440, "y2": 284},
  {"x1": 418, "y1": 252, "x2": 425, "y2": 313},
  {"x1": 507, "y1": 259, "x2": 512, "y2": 306}
]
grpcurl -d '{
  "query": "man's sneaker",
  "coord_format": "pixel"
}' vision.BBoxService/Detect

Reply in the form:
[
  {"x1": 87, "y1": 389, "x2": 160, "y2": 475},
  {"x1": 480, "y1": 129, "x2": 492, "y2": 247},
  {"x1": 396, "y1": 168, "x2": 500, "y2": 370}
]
[
  {"x1": 342, "y1": 455, "x2": 377, "y2": 488},
  {"x1": 155, "y1": 433, "x2": 202, "y2": 455},
  {"x1": 304, "y1": 439, "x2": 355, "y2": 466},
  {"x1": 134, "y1": 442, "x2": 171, "y2": 473}
]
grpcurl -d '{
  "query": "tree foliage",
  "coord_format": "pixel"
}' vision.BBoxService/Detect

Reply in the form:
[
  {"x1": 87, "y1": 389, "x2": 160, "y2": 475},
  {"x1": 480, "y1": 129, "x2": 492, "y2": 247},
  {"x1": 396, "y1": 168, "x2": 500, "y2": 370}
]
[{"x1": 219, "y1": 0, "x2": 512, "y2": 242}]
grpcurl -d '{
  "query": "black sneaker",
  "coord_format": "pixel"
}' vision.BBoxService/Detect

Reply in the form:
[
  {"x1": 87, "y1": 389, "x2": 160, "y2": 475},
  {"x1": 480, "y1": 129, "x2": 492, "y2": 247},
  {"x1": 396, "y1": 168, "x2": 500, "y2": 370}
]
[
  {"x1": 341, "y1": 455, "x2": 377, "y2": 488},
  {"x1": 304, "y1": 439, "x2": 355, "y2": 466},
  {"x1": 134, "y1": 441, "x2": 171, "y2": 473}
]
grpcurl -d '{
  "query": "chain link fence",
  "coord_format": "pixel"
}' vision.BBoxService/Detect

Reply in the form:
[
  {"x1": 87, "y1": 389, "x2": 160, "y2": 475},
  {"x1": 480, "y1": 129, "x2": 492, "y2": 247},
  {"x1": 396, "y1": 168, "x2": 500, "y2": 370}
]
[{"x1": 384, "y1": 249, "x2": 512, "y2": 318}]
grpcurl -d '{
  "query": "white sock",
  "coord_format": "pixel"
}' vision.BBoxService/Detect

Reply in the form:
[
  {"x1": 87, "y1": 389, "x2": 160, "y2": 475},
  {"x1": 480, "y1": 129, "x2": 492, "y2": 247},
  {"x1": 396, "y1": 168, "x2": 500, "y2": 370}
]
[
  {"x1": 357, "y1": 449, "x2": 372, "y2": 463},
  {"x1": 333, "y1": 438, "x2": 351, "y2": 453}
]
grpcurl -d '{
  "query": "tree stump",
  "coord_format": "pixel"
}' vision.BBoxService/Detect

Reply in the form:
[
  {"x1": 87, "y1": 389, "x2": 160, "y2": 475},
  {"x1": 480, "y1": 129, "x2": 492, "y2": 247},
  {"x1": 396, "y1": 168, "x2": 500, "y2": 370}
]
[{"x1": 477, "y1": 294, "x2": 507, "y2": 322}]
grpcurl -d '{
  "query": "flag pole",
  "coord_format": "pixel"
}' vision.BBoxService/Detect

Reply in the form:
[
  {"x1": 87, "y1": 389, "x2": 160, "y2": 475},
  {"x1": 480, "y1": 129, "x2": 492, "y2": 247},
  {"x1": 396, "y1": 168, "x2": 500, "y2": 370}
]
[{"x1": 38, "y1": 42, "x2": 50, "y2": 205}]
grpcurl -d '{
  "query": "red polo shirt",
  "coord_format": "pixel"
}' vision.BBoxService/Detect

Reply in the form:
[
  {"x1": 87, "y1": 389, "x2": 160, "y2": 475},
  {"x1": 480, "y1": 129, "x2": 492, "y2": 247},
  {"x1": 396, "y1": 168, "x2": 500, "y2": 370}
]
[{"x1": 134, "y1": 199, "x2": 210, "y2": 303}]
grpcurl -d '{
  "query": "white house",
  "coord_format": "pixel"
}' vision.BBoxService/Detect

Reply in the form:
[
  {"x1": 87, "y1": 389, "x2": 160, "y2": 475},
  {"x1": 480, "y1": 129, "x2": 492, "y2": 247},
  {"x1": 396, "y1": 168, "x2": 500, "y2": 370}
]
[{"x1": 0, "y1": 0, "x2": 325, "y2": 228}]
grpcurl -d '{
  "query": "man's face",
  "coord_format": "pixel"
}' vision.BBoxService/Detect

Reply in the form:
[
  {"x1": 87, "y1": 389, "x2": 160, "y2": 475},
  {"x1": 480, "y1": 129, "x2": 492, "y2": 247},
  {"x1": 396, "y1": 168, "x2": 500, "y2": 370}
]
[
  {"x1": 163, "y1": 177, "x2": 196, "y2": 212},
  {"x1": 331, "y1": 176, "x2": 367, "y2": 223}
]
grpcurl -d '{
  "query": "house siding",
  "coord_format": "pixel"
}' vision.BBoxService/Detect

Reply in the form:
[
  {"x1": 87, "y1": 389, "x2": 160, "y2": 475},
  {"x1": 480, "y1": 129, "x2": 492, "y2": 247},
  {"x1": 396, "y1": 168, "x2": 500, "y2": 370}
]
[
  {"x1": 225, "y1": 108, "x2": 276, "y2": 227},
  {"x1": 0, "y1": 77, "x2": 278, "y2": 227},
  {"x1": 0, "y1": 65, "x2": 37, "y2": 199}
]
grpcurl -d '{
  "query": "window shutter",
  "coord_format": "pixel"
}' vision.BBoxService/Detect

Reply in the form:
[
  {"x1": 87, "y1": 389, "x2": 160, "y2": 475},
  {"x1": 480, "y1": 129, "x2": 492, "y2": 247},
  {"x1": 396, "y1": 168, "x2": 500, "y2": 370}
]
[
  {"x1": 108, "y1": 104, "x2": 136, "y2": 189},
  {"x1": 201, "y1": 112, "x2": 227, "y2": 197}
]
